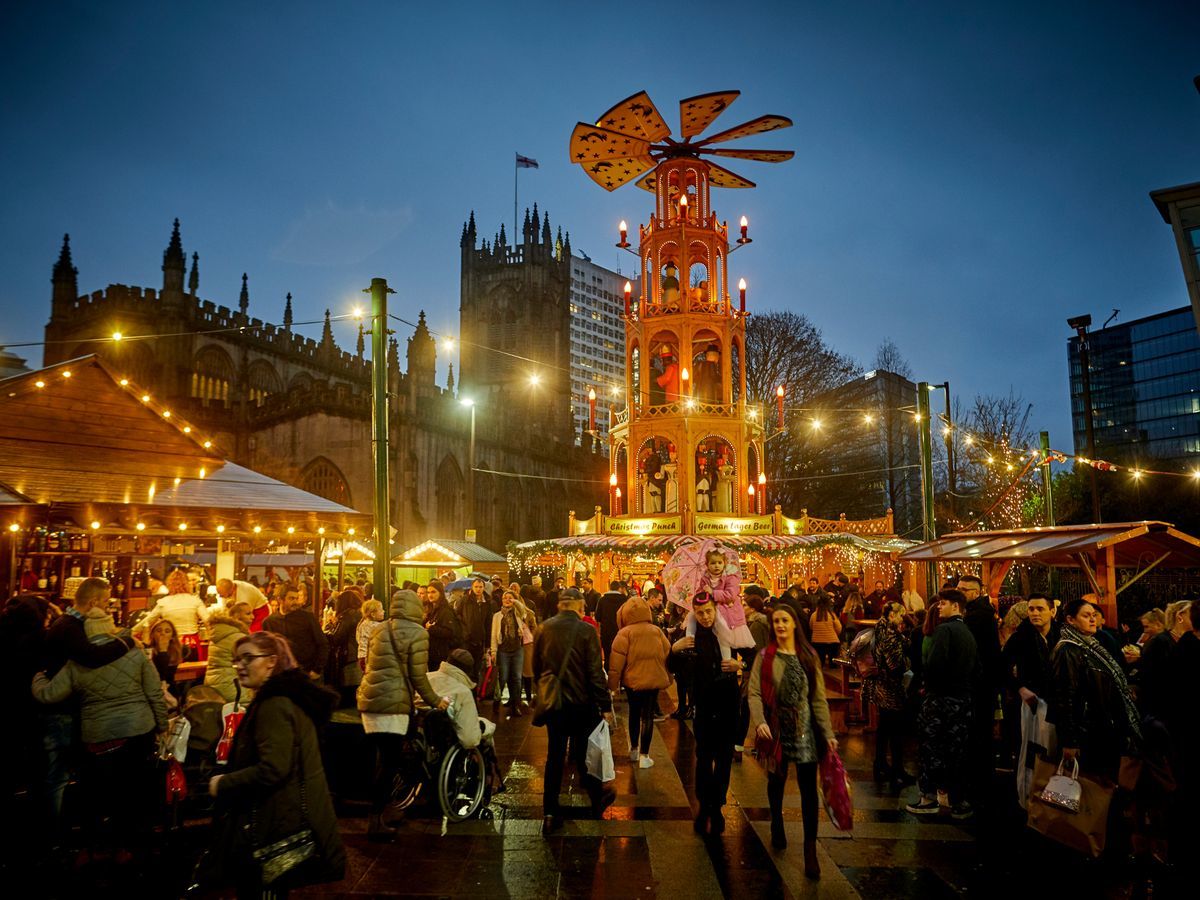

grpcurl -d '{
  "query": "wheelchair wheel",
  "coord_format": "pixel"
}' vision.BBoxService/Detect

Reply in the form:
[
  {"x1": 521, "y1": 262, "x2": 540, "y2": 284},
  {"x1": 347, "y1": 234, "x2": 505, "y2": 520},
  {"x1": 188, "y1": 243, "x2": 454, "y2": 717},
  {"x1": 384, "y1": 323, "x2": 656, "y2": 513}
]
[{"x1": 437, "y1": 744, "x2": 487, "y2": 822}]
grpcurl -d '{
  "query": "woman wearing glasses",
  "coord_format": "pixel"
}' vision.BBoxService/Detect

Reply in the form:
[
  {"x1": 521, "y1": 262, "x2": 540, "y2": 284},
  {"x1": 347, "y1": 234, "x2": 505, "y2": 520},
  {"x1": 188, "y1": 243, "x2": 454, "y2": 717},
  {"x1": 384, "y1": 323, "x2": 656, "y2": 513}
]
[{"x1": 204, "y1": 631, "x2": 345, "y2": 898}]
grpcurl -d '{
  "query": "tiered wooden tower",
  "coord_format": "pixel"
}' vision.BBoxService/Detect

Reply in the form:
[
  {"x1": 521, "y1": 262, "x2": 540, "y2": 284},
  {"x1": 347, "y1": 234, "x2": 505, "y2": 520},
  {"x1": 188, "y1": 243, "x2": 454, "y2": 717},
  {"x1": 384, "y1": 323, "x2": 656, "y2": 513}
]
[{"x1": 569, "y1": 90, "x2": 794, "y2": 528}]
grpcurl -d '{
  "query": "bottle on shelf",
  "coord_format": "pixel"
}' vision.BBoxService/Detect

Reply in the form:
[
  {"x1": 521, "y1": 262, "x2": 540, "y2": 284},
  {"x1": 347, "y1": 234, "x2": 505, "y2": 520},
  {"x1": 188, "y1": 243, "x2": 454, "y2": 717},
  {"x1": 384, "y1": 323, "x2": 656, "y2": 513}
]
[
  {"x1": 47, "y1": 530, "x2": 61, "y2": 552},
  {"x1": 20, "y1": 562, "x2": 37, "y2": 591},
  {"x1": 36, "y1": 565, "x2": 48, "y2": 591},
  {"x1": 69, "y1": 558, "x2": 82, "y2": 578},
  {"x1": 48, "y1": 569, "x2": 59, "y2": 592}
]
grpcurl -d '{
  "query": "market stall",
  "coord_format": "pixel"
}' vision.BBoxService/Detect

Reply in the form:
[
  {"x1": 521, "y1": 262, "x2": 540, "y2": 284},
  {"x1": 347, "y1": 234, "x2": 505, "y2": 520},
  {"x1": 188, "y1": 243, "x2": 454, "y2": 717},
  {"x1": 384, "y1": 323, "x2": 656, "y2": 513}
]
[
  {"x1": 898, "y1": 521, "x2": 1200, "y2": 621},
  {"x1": 509, "y1": 529, "x2": 915, "y2": 596},
  {"x1": 0, "y1": 356, "x2": 371, "y2": 617}
]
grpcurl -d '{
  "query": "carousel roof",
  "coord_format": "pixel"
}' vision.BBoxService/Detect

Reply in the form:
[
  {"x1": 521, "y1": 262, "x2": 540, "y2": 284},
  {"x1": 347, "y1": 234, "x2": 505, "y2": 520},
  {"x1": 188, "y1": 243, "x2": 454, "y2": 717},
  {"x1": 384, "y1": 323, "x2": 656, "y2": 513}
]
[{"x1": 512, "y1": 532, "x2": 914, "y2": 556}]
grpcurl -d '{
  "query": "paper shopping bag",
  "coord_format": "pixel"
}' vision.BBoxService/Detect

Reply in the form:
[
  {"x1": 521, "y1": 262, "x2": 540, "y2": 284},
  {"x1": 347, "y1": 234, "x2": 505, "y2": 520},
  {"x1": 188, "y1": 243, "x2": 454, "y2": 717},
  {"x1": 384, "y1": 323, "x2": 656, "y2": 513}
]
[{"x1": 1028, "y1": 756, "x2": 1114, "y2": 858}]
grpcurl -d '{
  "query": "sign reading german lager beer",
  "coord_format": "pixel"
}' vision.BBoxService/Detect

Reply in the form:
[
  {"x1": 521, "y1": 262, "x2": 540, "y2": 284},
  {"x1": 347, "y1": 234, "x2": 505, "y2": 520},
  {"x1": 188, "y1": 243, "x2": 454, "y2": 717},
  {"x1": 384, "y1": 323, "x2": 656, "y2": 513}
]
[
  {"x1": 694, "y1": 513, "x2": 774, "y2": 535},
  {"x1": 606, "y1": 515, "x2": 682, "y2": 536}
]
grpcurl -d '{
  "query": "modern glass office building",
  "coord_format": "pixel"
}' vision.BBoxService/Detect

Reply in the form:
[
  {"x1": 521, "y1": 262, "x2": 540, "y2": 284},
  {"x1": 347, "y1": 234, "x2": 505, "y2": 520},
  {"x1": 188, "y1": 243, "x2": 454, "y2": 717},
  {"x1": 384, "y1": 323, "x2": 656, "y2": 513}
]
[{"x1": 1068, "y1": 306, "x2": 1200, "y2": 465}]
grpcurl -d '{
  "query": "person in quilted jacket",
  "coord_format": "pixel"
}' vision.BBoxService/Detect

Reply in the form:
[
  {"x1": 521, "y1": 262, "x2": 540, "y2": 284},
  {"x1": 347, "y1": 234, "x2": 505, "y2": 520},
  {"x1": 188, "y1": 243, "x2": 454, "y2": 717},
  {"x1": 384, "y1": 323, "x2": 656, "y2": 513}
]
[
  {"x1": 32, "y1": 600, "x2": 168, "y2": 862},
  {"x1": 607, "y1": 597, "x2": 671, "y2": 769},
  {"x1": 357, "y1": 589, "x2": 448, "y2": 841}
]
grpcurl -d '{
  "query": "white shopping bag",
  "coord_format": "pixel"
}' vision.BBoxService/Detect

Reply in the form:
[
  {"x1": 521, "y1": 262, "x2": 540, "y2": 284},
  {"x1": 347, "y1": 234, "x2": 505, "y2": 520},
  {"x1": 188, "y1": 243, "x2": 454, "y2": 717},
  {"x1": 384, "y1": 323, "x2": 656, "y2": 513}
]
[
  {"x1": 585, "y1": 719, "x2": 616, "y2": 783},
  {"x1": 163, "y1": 715, "x2": 191, "y2": 763},
  {"x1": 1016, "y1": 697, "x2": 1056, "y2": 809}
]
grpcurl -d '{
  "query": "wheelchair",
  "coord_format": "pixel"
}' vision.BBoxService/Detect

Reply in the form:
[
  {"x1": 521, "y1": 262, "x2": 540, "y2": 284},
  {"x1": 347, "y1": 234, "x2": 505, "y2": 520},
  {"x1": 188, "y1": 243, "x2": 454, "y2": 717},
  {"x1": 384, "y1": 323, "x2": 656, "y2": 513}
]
[{"x1": 388, "y1": 707, "x2": 492, "y2": 823}]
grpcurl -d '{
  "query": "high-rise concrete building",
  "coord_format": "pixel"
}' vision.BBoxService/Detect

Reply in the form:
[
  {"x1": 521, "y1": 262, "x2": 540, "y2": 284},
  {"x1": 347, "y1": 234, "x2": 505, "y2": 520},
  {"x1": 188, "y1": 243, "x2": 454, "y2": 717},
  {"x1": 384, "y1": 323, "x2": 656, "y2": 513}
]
[
  {"x1": 1068, "y1": 306, "x2": 1200, "y2": 465},
  {"x1": 567, "y1": 253, "x2": 627, "y2": 448}
]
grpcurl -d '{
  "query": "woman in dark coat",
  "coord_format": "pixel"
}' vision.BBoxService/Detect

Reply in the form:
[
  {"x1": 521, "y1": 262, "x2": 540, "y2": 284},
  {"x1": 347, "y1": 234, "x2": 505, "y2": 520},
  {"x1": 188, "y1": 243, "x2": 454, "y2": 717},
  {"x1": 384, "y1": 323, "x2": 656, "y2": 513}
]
[
  {"x1": 864, "y1": 602, "x2": 912, "y2": 788},
  {"x1": 207, "y1": 631, "x2": 345, "y2": 898},
  {"x1": 1050, "y1": 597, "x2": 1142, "y2": 780},
  {"x1": 325, "y1": 590, "x2": 363, "y2": 706},
  {"x1": 424, "y1": 579, "x2": 460, "y2": 671}
]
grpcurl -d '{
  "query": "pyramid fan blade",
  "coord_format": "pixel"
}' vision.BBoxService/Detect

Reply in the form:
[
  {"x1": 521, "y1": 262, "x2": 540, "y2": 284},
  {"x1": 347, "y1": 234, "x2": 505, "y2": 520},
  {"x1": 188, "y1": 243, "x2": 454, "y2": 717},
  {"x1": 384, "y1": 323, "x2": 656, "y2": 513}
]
[
  {"x1": 699, "y1": 114, "x2": 793, "y2": 146},
  {"x1": 704, "y1": 148, "x2": 795, "y2": 163},
  {"x1": 704, "y1": 160, "x2": 756, "y2": 189},
  {"x1": 583, "y1": 156, "x2": 655, "y2": 192},
  {"x1": 679, "y1": 90, "x2": 740, "y2": 140},
  {"x1": 635, "y1": 171, "x2": 657, "y2": 193},
  {"x1": 595, "y1": 90, "x2": 671, "y2": 142},
  {"x1": 569, "y1": 123, "x2": 651, "y2": 163}
]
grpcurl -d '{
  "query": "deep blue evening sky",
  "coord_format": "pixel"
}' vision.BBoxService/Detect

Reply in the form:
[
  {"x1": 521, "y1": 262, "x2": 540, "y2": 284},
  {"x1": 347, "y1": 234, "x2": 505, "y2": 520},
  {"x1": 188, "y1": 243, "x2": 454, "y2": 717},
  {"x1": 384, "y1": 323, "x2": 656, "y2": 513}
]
[{"x1": 2, "y1": 1, "x2": 1197, "y2": 448}]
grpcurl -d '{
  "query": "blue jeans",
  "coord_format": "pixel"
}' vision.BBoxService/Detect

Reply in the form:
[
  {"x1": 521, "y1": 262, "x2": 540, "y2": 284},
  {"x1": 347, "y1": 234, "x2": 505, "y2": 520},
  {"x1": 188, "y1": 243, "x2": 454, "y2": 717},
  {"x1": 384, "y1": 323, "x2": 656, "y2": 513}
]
[
  {"x1": 39, "y1": 711, "x2": 74, "y2": 832},
  {"x1": 497, "y1": 646, "x2": 524, "y2": 706}
]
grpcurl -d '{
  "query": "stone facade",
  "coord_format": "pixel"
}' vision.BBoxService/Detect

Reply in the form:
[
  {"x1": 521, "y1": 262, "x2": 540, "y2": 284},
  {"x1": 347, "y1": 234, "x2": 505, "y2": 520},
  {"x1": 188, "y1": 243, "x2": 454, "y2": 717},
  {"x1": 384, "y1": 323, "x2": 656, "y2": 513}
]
[{"x1": 42, "y1": 219, "x2": 606, "y2": 553}]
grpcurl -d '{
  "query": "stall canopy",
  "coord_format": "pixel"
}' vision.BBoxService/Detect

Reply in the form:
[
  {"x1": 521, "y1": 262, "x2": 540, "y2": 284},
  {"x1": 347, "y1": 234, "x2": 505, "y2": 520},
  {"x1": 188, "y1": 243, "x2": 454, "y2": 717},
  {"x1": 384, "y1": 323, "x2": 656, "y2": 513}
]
[
  {"x1": 0, "y1": 356, "x2": 370, "y2": 538},
  {"x1": 394, "y1": 539, "x2": 507, "y2": 575},
  {"x1": 898, "y1": 521, "x2": 1200, "y2": 616},
  {"x1": 516, "y1": 532, "x2": 913, "y2": 556}
]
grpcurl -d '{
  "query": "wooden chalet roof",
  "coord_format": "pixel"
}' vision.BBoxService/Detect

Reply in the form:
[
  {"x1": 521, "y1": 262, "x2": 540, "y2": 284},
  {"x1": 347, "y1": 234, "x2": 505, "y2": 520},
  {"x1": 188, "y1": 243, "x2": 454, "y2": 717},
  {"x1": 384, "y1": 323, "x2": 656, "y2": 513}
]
[
  {"x1": 898, "y1": 522, "x2": 1200, "y2": 568},
  {"x1": 0, "y1": 356, "x2": 369, "y2": 537}
]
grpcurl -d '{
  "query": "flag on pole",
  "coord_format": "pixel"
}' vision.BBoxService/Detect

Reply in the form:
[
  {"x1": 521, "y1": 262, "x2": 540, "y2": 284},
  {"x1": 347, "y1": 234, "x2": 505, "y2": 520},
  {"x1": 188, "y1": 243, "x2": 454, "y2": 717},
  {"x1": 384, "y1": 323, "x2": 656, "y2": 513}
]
[{"x1": 516, "y1": 153, "x2": 539, "y2": 169}]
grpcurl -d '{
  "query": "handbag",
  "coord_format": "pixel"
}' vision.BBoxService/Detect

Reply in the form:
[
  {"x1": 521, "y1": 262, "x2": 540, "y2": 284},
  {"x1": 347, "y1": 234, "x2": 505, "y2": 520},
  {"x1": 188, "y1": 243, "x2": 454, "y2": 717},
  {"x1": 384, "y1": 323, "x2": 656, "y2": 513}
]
[
  {"x1": 818, "y1": 746, "x2": 854, "y2": 831},
  {"x1": 251, "y1": 745, "x2": 316, "y2": 886},
  {"x1": 1037, "y1": 757, "x2": 1082, "y2": 812},
  {"x1": 1028, "y1": 756, "x2": 1114, "y2": 858},
  {"x1": 477, "y1": 658, "x2": 498, "y2": 701},
  {"x1": 531, "y1": 632, "x2": 580, "y2": 726},
  {"x1": 216, "y1": 683, "x2": 247, "y2": 765}
]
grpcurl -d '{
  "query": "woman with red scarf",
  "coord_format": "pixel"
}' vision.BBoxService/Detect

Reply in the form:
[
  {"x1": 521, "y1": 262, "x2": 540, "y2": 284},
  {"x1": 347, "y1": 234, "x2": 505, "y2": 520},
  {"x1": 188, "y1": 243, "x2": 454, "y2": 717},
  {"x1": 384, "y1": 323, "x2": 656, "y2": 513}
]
[{"x1": 748, "y1": 600, "x2": 837, "y2": 879}]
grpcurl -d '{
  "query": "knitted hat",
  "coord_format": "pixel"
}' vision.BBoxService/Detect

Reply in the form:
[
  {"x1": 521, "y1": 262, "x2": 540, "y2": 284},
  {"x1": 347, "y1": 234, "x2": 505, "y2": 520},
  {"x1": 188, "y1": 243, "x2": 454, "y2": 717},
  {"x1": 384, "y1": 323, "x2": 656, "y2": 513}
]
[{"x1": 448, "y1": 648, "x2": 475, "y2": 674}]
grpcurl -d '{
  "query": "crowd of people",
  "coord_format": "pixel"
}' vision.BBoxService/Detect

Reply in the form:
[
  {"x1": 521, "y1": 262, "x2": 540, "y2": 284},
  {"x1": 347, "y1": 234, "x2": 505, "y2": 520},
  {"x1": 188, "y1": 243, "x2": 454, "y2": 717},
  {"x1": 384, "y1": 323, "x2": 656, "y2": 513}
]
[{"x1": 2, "y1": 557, "x2": 1198, "y2": 895}]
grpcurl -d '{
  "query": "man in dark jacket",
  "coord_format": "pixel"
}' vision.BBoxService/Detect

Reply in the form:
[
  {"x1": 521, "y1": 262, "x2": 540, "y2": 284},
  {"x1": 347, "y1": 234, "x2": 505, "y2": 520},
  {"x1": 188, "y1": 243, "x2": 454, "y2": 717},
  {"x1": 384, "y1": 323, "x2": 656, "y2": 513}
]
[
  {"x1": 263, "y1": 583, "x2": 329, "y2": 677},
  {"x1": 907, "y1": 589, "x2": 979, "y2": 819},
  {"x1": 38, "y1": 577, "x2": 139, "y2": 835},
  {"x1": 581, "y1": 577, "x2": 602, "y2": 617},
  {"x1": 595, "y1": 581, "x2": 627, "y2": 664},
  {"x1": 454, "y1": 577, "x2": 495, "y2": 683},
  {"x1": 533, "y1": 588, "x2": 615, "y2": 834},
  {"x1": 540, "y1": 577, "x2": 565, "y2": 624},
  {"x1": 671, "y1": 594, "x2": 742, "y2": 834},
  {"x1": 1003, "y1": 595, "x2": 1060, "y2": 706},
  {"x1": 957, "y1": 575, "x2": 1000, "y2": 809}
]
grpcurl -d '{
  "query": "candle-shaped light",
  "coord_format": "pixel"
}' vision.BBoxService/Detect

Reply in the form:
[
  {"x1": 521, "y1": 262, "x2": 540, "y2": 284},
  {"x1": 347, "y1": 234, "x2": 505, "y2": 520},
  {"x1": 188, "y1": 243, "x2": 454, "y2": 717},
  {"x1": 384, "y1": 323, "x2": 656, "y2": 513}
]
[
  {"x1": 588, "y1": 387, "x2": 596, "y2": 432},
  {"x1": 609, "y1": 471, "x2": 618, "y2": 514},
  {"x1": 776, "y1": 384, "x2": 785, "y2": 429},
  {"x1": 757, "y1": 471, "x2": 767, "y2": 514},
  {"x1": 738, "y1": 277, "x2": 747, "y2": 313},
  {"x1": 614, "y1": 486, "x2": 622, "y2": 515},
  {"x1": 680, "y1": 367, "x2": 690, "y2": 398},
  {"x1": 624, "y1": 281, "x2": 632, "y2": 318},
  {"x1": 618, "y1": 220, "x2": 628, "y2": 247},
  {"x1": 678, "y1": 193, "x2": 688, "y2": 222},
  {"x1": 740, "y1": 215, "x2": 749, "y2": 241}
]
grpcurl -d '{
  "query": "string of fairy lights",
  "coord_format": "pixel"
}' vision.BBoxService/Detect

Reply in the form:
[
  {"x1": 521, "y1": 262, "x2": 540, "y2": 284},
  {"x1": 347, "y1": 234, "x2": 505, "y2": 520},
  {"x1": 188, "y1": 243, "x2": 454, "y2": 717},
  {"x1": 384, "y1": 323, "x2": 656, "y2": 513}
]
[
  {"x1": 3, "y1": 362, "x2": 363, "y2": 539},
  {"x1": 5, "y1": 310, "x2": 1196, "y2": 491}
]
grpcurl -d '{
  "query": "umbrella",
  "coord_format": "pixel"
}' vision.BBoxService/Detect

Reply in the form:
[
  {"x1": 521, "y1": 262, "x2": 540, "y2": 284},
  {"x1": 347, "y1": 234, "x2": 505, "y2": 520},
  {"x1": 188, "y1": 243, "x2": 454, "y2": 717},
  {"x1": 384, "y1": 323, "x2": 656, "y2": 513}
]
[
  {"x1": 661, "y1": 539, "x2": 739, "y2": 611},
  {"x1": 446, "y1": 578, "x2": 474, "y2": 592}
]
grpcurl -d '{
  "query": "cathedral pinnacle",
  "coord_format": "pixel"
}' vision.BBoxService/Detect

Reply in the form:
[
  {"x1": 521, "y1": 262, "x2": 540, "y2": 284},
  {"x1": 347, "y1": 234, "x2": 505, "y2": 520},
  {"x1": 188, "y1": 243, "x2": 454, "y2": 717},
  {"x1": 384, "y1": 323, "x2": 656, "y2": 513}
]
[
  {"x1": 163, "y1": 218, "x2": 184, "y2": 269},
  {"x1": 321, "y1": 309, "x2": 334, "y2": 347},
  {"x1": 283, "y1": 293, "x2": 293, "y2": 330},
  {"x1": 188, "y1": 252, "x2": 200, "y2": 296},
  {"x1": 53, "y1": 233, "x2": 77, "y2": 284},
  {"x1": 446, "y1": 363, "x2": 455, "y2": 394},
  {"x1": 239, "y1": 273, "x2": 249, "y2": 315},
  {"x1": 356, "y1": 323, "x2": 365, "y2": 358}
]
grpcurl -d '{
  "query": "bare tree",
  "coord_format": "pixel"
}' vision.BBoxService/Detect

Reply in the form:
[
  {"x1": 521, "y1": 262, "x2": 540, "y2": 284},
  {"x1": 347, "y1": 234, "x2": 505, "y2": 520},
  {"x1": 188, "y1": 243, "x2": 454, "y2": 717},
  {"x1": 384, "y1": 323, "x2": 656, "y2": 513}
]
[
  {"x1": 937, "y1": 391, "x2": 1041, "y2": 531},
  {"x1": 873, "y1": 338, "x2": 912, "y2": 379},
  {"x1": 743, "y1": 311, "x2": 862, "y2": 517}
]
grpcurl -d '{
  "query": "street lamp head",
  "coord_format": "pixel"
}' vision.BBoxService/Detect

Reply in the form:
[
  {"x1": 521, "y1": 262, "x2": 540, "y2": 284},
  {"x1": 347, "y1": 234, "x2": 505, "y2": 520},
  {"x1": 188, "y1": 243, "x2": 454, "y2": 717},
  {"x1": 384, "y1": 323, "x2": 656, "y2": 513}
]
[
  {"x1": 460, "y1": 398, "x2": 474, "y2": 408},
  {"x1": 529, "y1": 373, "x2": 541, "y2": 387},
  {"x1": 1067, "y1": 314, "x2": 1092, "y2": 331}
]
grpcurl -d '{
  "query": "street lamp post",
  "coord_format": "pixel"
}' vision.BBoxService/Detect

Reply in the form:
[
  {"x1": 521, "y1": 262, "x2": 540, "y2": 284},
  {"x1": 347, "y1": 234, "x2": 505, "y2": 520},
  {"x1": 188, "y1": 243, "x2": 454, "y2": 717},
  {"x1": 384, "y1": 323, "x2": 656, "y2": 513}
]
[
  {"x1": 1068, "y1": 315, "x2": 1102, "y2": 523},
  {"x1": 460, "y1": 398, "x2": 475, "y2": 537},
  {"x1": 366, "y1": 277, "x2": 394, "y2": 604}
]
